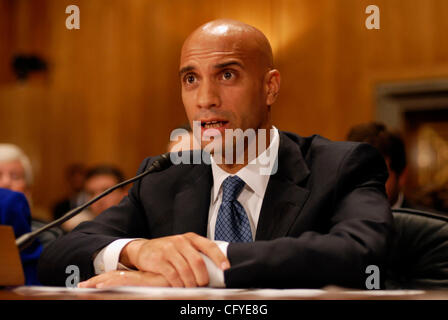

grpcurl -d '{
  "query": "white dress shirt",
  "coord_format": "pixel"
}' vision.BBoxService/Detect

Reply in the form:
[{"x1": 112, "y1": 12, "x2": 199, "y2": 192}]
[{"x1": 93, "y1": 127, "x2": 280, "y2": 287}]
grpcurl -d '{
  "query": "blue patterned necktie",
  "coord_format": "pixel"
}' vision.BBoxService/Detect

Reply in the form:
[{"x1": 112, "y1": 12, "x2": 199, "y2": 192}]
[{"x1": 214, "y1": 175, "x2": 253, "y2": 243}]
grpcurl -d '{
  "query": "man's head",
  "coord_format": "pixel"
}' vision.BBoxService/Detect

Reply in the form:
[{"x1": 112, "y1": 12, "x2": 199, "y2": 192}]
[
  {"x1": 347, "y1": 122, "x2": 407, "y2": 205},
  {"x1": 84, "y1": 165, "x2": 127, "y2": 215},
  {"x1": 179, "y1": 19, "x2": 280, "y2": 154},
  {"x1": 0, "y1": 144, "x2": 33, "y2": 199}
]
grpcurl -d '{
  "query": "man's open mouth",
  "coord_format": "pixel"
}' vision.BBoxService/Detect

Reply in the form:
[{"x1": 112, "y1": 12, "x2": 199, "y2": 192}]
[{"x1": 201, "y1": 120, "x2": 228, "y2": 129}]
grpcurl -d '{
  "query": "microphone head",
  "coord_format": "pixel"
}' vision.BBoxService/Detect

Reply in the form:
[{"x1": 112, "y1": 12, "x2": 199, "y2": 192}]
[{"x1": 152, "y1": 152, "x2": 173, "y2": 171}]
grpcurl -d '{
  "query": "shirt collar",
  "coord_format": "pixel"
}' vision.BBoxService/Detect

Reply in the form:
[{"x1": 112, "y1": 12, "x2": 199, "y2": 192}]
[
  {"x1": 210, "y1": 127, "x2": 280, "y2": 203},
  {"x1": 392, "y1": 191, "x2": 404, "y2": 209}
]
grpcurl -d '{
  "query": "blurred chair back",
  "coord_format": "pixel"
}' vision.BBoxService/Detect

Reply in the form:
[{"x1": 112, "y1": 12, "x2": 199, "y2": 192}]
[{"x1": 385, "y1": 208, "x2": 448, "y2": 289}]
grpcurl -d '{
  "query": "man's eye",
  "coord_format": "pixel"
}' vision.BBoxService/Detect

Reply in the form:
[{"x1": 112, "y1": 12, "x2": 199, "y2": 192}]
[
  {"x1": 184, "y1": 74, "x2": 196, "y2": 84},
  {"x1": 222, "y1": 71, "x2": 233, "y2": 80}
]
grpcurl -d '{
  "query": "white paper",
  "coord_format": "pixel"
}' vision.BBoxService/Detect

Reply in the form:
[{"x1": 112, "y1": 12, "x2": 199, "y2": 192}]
[
  {"x1": 12, "y1": 286, "x2": 426, "y2": 299},
  {"x1": 12, "y1": 285, "x2": 326, "y2": 298}
]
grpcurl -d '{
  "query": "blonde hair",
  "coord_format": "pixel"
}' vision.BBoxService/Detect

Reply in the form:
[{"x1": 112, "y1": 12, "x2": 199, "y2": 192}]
[{"x1": 0, "y1": 144, "x2": 33, "y2": 186}]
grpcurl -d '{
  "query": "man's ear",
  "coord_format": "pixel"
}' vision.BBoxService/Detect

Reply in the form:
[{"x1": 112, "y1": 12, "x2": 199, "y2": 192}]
[{"x1": 264, "y1": 69, "x2": 281, "y2": 106}]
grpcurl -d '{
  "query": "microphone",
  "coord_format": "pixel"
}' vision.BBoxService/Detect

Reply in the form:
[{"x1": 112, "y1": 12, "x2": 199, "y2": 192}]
[{"x1": 16, "y1": 152, "x2": 173, "y2": 251}]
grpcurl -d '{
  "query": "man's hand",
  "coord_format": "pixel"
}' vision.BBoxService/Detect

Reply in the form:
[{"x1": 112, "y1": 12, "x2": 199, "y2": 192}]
[
  {"x1": 120, "y1": 232, "x2": 230, "y2": 287},
  {"x1": 78, "y1": 270, "x2": 169, "y2": 288}
]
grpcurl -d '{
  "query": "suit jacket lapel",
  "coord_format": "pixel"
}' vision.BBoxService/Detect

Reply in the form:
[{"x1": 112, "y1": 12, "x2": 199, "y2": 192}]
[
  {"x1": 172, "y1": 161, "x2": 213, "y2": 237},
  {"x1": 255, "y1": 132, "x2": 311, "y2": 240}
]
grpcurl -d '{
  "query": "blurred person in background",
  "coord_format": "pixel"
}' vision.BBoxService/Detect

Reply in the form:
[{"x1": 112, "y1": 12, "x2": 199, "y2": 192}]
[
  {"x1": 53, "y1": 163, "x2": 87, "y2": 220},
  {"x1": 61, "y1": 165, "x2": 127, "y2": 232},
  {"x1": 345, "y1": 122, "x2": 443, "y2": 213},
  {"x1": 0, "y1": 144, "x2": 42, "y2": 284},
  {"x1": 346, "y1": 122, "x2": 411, "y2": 208},
  {"x1": 0, "y1": 144, "x2": 33, "y2": 200},
  {"x1": 347, "y1": 123, "x2": 448, "y2": 215}
]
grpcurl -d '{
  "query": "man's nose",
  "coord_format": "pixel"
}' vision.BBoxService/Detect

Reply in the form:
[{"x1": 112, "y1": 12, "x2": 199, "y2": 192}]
[{"x1": 196, "y1": 79, "x2": 220, "y2": 109}]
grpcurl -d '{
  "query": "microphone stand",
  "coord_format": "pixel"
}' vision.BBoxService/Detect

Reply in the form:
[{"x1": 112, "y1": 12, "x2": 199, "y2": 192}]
[{"x1": 16, "y1": 153, "x2": 172, "y2": 251}]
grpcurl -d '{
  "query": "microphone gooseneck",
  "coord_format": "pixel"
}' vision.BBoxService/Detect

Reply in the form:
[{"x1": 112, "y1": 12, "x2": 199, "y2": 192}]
[{"x1": 16, "y1": 152, "x2": 173, "y2": 251}]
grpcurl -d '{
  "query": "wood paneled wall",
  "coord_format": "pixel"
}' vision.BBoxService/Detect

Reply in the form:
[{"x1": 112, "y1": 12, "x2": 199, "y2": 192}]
[{"x1": 1, "y1": 0, "x2": 448, "y2": 220}]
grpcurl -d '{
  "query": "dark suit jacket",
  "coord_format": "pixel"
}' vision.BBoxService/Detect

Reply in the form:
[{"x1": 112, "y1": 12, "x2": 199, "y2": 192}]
[
  {"x1": 0, "y1": 188, "x2": 42, "y2": 285},
  {"x1": 38, "y1": 131, "x2": 393, "y2": 288}
]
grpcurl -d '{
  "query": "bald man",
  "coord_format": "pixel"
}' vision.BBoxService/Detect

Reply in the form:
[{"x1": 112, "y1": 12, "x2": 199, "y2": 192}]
[{"x1": 39, "y1": 20, "x2": 393, "y2": 289}]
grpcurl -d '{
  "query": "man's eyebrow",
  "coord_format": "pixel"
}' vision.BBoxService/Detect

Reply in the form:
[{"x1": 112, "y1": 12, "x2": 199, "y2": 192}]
[
  {"x1": 214, "y1": 61, "x2": 244, "y2": 69},
  {"x1": 178, "y1": 61, "x2": 244, "y2": 76},
  {"x1": 179, "y1": 65, "x2": 195, "y2": 76}
]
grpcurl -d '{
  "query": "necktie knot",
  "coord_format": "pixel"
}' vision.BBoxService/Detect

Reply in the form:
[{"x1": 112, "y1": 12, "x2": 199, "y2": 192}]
[{"x1": 222, "y1": 176, "x2": 245, "y2": 202}]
